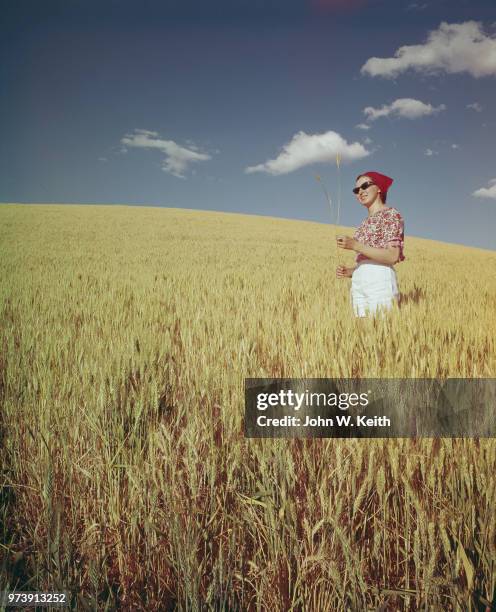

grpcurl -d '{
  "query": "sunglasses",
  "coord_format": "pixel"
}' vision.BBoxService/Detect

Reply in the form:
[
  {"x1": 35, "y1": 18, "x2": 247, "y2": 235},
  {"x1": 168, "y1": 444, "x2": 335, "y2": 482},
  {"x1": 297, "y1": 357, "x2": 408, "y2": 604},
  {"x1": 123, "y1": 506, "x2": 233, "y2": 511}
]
[{"x1": 353, "y1": 181, "x2": 375, "y2": 195}]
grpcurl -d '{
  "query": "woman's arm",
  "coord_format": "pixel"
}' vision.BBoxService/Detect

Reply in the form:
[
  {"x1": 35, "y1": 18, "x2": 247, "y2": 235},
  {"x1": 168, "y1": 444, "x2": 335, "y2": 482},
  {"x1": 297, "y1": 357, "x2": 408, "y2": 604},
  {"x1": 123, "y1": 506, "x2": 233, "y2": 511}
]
[
  {"x1": 336, "y1": 236, "x2": 400, "y2": 265},
  {"x1": 354, "y1": 242, "x2": 400, "y2": 265},
  {"x1": 336, "y1": 263, "x2": 358, "y2": 278}
]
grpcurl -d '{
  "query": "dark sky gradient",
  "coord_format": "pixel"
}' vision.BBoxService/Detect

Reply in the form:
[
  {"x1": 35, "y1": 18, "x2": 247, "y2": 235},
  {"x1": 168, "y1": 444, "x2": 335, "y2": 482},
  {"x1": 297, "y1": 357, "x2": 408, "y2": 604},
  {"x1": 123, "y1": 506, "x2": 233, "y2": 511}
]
[{"x1": 1, "y1": 0, "x2": 495, "y2": 249}]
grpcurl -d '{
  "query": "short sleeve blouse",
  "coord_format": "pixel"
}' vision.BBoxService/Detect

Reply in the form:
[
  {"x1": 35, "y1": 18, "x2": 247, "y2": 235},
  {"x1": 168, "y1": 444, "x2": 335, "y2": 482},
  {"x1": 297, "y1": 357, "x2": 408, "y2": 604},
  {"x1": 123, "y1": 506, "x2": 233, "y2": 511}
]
[{"x1": 353, "y1": 206, "x2": 405, "y2": 264}]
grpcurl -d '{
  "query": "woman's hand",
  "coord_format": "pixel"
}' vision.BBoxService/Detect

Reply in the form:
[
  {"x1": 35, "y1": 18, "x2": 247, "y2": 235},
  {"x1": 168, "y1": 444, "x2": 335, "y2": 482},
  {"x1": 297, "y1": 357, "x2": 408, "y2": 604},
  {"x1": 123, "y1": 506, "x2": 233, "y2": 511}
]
[
  {"x1": 336, "y1": 235, "x2": 357, "y2": 251},
  {"x1": 336, "y1": 265, "x2": 353, "y2": 279}
]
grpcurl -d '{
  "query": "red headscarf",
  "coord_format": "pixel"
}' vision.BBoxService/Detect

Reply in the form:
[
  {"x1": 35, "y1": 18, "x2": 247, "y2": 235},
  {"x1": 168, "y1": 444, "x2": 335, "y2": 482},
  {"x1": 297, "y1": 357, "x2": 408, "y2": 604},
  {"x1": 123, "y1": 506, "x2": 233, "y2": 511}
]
[{"x1": 356, "y1": 171, "x2": 393, "y2": 202}]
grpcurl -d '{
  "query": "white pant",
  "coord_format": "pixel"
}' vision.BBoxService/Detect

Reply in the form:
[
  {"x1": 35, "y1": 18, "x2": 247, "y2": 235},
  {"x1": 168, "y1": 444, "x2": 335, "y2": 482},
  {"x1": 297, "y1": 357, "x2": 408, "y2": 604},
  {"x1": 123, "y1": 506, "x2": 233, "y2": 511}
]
[{"x1": 351, "y1": 262, "x2": 399, "y2": 318}]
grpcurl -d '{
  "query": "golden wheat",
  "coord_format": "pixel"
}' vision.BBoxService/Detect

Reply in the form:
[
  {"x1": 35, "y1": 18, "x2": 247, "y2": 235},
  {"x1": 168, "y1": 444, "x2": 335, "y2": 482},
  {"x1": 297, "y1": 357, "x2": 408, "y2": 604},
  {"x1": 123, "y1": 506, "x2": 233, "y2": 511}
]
[{"x1": 1, "y1": 203, "x2": 495, "y2": 610}]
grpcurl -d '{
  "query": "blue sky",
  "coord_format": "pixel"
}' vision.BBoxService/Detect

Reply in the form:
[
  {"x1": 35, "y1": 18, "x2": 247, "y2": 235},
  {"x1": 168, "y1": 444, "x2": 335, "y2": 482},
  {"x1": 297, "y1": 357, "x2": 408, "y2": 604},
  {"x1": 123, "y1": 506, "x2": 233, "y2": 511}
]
[{"x1": 1, "y1": 0, "x2": 496, "y2": 249}]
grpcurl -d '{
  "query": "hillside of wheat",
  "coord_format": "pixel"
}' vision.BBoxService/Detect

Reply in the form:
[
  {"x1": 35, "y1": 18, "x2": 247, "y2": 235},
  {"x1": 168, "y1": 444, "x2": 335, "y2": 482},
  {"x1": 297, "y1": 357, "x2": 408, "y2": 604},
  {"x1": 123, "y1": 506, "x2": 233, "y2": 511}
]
[{"x1": 1, "y1": 203, "x2": 495, "y2": 610}]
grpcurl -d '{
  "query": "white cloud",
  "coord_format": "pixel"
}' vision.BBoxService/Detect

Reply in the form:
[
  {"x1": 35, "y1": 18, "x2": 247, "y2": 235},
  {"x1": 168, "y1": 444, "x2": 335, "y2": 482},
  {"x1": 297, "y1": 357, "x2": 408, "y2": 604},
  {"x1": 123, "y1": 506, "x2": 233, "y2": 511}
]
[
  {"x1": 407, "y1": 3, "x2": 428, "y2": 10},
  {"x1": 361, "y1": 21, "x2": 496, "y2": 79},
  {"x1": 424, "y1": 148, "x2": 438, "y2": 156},
  {"x1": 135, "y1": 129, "x2": 159, "y2": 137},
  {"x1": 121, "y1": 129, "x2": 211, "y2": 178},
  {"x1": 363, "y1": 137, "x2": 373, "y2": 145},
  {"x1": 98, "y1": 157, "x2": 108, "y2": 162},
  {"x1": 473, "y1": 178, "x2": 496, "y2": 199},
  {"x1": 245, "y1": 130, "x2": 370, "y2": 176},
  {"x1": 451, "y1": 143, "x2": 460, "y2": 149},
  {"x1": 185, "y1": 139, "x2": 201, "y2": 151},
  {"x1": 363, "y1": 98, "x2": 446, "y2": 121},
  {"x1": 355, "y1": 123, "x2": 371, "y2": 130},
  {"x1": 467, "y1": 102, "x2": 483, "y2": 111}
]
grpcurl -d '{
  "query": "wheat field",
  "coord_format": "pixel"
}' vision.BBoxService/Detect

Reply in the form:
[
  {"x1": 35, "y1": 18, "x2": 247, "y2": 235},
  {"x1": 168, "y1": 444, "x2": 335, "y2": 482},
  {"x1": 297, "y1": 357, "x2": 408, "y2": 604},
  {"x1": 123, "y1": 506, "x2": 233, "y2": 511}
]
[{"x1": 1, "y1": 203, "x2": 495, "y2": 610}]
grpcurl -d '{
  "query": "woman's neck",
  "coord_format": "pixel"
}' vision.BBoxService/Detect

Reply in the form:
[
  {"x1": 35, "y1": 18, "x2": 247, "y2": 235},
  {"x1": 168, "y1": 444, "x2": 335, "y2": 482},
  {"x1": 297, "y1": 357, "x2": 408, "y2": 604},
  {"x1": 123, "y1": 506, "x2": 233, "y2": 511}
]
[{"x1": 367, "y1": 199, "x2": 388, "y2": 216}]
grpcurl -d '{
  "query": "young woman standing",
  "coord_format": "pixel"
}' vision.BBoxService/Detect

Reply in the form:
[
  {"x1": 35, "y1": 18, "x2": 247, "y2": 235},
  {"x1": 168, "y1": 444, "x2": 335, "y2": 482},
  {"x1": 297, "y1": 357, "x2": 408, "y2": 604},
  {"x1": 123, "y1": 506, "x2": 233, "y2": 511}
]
[{"x1": 335, "y1": 171, "x2": 405, "y2": 317}]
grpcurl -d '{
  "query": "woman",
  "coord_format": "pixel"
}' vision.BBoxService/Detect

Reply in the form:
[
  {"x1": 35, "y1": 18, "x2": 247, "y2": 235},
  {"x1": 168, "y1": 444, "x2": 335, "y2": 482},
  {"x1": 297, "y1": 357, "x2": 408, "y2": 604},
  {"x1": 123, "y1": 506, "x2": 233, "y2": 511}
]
[{"x1": 335, "y1": 171, "x2": 405, "y2": 317}]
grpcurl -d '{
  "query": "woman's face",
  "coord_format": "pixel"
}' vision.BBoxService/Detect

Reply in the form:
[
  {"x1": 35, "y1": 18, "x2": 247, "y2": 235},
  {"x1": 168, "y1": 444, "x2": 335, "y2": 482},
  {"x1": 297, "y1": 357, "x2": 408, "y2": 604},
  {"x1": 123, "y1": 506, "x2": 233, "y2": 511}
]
[{"x1": 355, "y1": 175, "x2": 381, "y2": 207}]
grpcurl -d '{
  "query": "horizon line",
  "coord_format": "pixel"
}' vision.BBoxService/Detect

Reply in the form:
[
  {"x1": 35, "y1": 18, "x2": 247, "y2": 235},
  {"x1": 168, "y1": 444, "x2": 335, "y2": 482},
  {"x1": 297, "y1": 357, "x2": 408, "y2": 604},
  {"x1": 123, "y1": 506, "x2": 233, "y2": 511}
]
[{"x1": 1, "y1": 201, "x2": 495, "y2": 254}]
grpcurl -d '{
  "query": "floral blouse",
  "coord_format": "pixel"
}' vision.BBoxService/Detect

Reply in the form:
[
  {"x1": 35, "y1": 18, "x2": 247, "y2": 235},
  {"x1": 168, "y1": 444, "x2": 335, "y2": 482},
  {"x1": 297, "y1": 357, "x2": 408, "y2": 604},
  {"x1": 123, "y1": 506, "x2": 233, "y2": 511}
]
[{"x1": 353, "y1": 206, "x2": 405, "y2": 264}]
